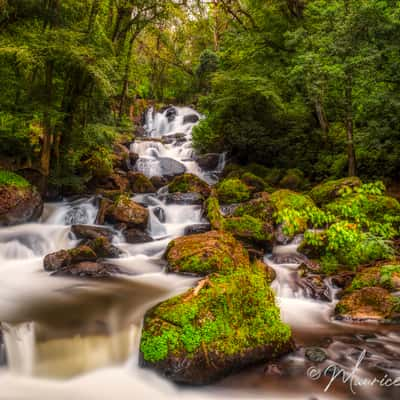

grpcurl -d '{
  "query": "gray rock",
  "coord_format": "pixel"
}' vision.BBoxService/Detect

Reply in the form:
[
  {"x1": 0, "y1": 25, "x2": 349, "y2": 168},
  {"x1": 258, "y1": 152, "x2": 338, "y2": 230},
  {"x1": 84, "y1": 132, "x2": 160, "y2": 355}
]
[
  {"x1": 158, "y1": 157, "x2": 186, "y2": 178},
  {"x1": 195, "y1": 153, "x2": 220, "y2": 171},
  {"x1": 161, "y1": 192, "x2": 203, "y2": 205},
  {"x1": 124, "y1": 228, "x2": 153, "y2": 244},
  {"x1": 184, "y1": 223, "x2": 211, "y2": 236},
  {"x1": 71, "y1": 224, "x2": 114, "y2": 241},
  {"x1": 183, "y1": 114, "x2": 199, "y2": 124},
  {"x1": 305, "y1": 347, "x2": 328, "y2": 363}
]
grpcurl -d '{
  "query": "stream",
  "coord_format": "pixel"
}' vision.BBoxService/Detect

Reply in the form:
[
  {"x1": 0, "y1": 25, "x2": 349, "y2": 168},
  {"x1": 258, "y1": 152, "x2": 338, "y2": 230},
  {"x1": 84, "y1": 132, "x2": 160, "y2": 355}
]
[{"x1": 0, "y1": 107, "x2": 399, "y2": 400}]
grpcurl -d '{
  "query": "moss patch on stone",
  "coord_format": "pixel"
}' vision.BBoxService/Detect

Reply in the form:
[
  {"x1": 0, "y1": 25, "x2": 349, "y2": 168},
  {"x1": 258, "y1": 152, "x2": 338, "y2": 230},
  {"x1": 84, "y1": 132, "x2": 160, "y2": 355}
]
[
  {"x1": 279, "y1": 169, "x2": 305, "y2": 190},
  {"x1": 168, "y1": 174, "x2": 210, "y2": 197},
  {"x1": 224, "y1": 215, "x2": 274, "y2": 244},
  {"x1": 205, "y1": 194, "x2": 225, "y2": 230},
  {"x1": 140, "y1": 262, "x2": 292, "y2": 363},
  {"x1": 165, "y1": 230, "x2": 249, "y2": 275},
  {"x1": 348, "y1": 264, "x2": 400, "y2": 292},
  {"x1": 128, "y1": 172, "x2": 156, "y2": 193},
  {"x1": 309, "y1": 177, "x2": 362, "y2": 206},
  {"x1": 0, "y1": 170, "x2": 30, "y2": 188},
  {"x1": 217, "y1": 178, "x2": 251, "y2": 204},
  {"x1": 241, "y1": 172, "x2": 266, "y2": 192}
]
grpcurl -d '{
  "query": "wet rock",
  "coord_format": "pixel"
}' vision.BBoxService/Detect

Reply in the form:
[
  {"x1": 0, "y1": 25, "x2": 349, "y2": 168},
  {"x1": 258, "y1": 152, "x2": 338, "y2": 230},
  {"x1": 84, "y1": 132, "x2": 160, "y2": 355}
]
[
  {"x1": 97, "y1": 172, "x2": 130, "y2": 192},
  {"x1": 127, "y1": 172, "x2": 156, "y2": 193},
  {"x1": 165, "y1": 230, "x2": 249, "y2": 275},
  {"x1": 103, "y1": 195, "x2": 149, "y2": 229},
  {"x1": 44, "y1": 246, "x2": 97, "y2": 272},
  {"x1": 96, "y1": 198, "x2": 113, "y2": 225},
  {"x1": 161, "y1": 192, "x2": 204, "y2": 205},
  {"x1": 331, "y1": 271, "x2": 356, "y2": 289},
  {"x1": 123, "y1": 228, "x2": 153, "y2": 244},
  {"x1": 183, "y1": 114, "x2": 199, "y2": 124},
  {"x1": 220, "y1": 203, "x2": 240, "y2": 217},
  {"x1": 162, "y1": 133, "x2": 187, "y2": 145},
  {"x1": 0, "y1": 327, "x2": 6, "y2": 367},
  {"x1": 129, "y1": 151, "x2": 139, "y2": 167},
  {"x1": 335, "y1": 287, "x2": 398, "y2": 321},
  {"x1": 86, "y1": 237, "x2": 122, "y2": 258},
  {"x1": 53, "y1": 261, "x2": 123, "y2": 278},
  {"x1": 298, "y1": 274, "x2": 332, "y2": 301},
  {"x1": 71, "y1": 224, "x2": 114, "y2": 241},
  {"x1": 139, "y1": 262, "x2": 293, "y2": 385},
  {"x1": 305, "y1": 347, "x2": 328, "y2": 363},
  {"x1": 194, "y1": 153, "x2": 220, "y2": 171},
  {"x1": 158, "y1": 157, "x2": 186, "y2": 178},
  {"x1": 112, "y1": 143, "x2": 130, "y2": 171},
  {"x1": 150, "y1": 176, "x2": 168, "y2": 190},
  {"x1": 168, "y1": 174, "x2": 211, "y2": 198},
  {"x1": 0, "y1": 172, "x2": 43, "y2": 226},
  {"x1": 153, "y1": 207, "x2": 166, "y2": 223},
  {"x1": 184, "y1": 223, "x2": 211, "y2": 236},
  {"x1": 64, "y1": 206, "x2": 93, "y2": 225},
  {"x1": 164, "y1": 106, "x2": 177, "y2": 122},
  {"x1": 275, "y1": 225, "x2": 291, "y2": 245}
]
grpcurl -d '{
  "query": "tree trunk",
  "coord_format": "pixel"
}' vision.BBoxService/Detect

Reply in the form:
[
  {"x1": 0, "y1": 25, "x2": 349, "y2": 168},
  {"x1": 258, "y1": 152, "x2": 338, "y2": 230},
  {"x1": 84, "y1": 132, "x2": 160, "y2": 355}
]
[
  {"x1": 345, "y1": 72, "x2": 356, "y2": 176},
  {"x1": 315, "y1": 95, "x2": 329, "y2": 141}
]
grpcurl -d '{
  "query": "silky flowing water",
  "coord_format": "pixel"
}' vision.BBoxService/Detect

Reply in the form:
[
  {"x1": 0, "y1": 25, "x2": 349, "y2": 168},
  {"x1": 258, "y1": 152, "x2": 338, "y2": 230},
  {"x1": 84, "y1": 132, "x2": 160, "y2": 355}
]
[{"x1": 0, "y1": 107, "x2": 399, "y2": 400}]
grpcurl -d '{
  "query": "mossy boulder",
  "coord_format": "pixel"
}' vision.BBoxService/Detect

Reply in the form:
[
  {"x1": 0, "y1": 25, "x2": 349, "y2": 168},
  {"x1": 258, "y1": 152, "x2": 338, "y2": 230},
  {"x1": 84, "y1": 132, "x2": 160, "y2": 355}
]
[
  {"x1": 335, "y1": 287, "x2": 399, "y2": 321},
  {"x1": 168, "y1": 174, "x2": 211, "y2": 198},
  {"x1": 127, "y1": 172, "x2": 156, "y2": 193},
  {"x1": 347, "y1": 263, "x2": 400, "y2": 292},
  {"x1": 309, "y1": 177, "x2": 362, "y2": 206},
  {"x1": 139, "y1": 263, "x2": 293, "y2": 384},
  {"x1": 165, "y1": 230, "x2": 249, "y2": 275},
  {"x1": 44, "y1": 245, "x2": 97, "y2": 272},
  {"x1": 103, "y1": 195, "x2": 149, "y2": 229},
  {"x1": 241, "y1": 172, "x2": 266, "y2": 193},
  {"x1": 224, "y1": 215, "x2": 274, "y2": 249},
  {"x1": 270, "y1": 189, "x2": 317, "y2": 237},
  {"x1": 279, "y1": 169, "x2": 305, "y2": 190},
  {"x1": 0, "y1": 170, "x2": 43, "y2": 226},
  {"x1": 233, "y1": 193, "x2": 275, "y2": 222},
  {"x1": 217, "y1": 178, "x2": 251, "y2": 204}
]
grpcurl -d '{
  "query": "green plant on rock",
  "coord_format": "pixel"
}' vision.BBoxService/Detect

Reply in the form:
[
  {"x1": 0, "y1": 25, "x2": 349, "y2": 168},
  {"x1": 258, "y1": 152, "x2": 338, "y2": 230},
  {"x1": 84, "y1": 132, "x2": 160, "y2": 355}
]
[
  {"x1": 217, "y1": 178, "x2": 251, "y2": 204},
  {"x1": 224, "y1": 215, "x2": 273, "y2": 243}
]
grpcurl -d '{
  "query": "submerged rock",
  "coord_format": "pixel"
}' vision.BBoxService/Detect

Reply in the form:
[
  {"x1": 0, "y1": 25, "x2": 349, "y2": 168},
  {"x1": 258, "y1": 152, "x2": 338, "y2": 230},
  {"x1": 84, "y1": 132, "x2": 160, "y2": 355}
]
[
  {"x1": 183, "y1": 114, "x2": 199, "y2": 124},
  {"x1": 123, "y1": 228, "x2": 153, "y2": 244},
  {"x1": 184, "y1": 223, "x2": 211, "y2": 236},
  {"x1": 153, "y1": 206, "x2": 166, "y2": 223},
  {"x1": 194, "y1": 153, "x2": 220, "y2": 171},
  {"x1": 161, "y1": 192, "x2": 204, "y2": 205},
  {"x1": 165, "y1": 230, "x2": 249, "y2": 275},
  {"x1": 305, "y1": 347, "x2": 328, "y2": 363},
  {"x1": 297, "y1": 274, "x2": 332, "y2": 302},
  {"x1": 53, "y1": 261, "x2": 123, "y2": 278},
  {"x1": 158, "y1": 157, "x2": 186, "y2": 178},
  {"x1": 139, "y1": 263, "x2": 293, "y2": 384},
  {"x1": 0, "y1": 171, "x2": 43, "y2": 226},
  {"x1": 71, "y1": 224, "x2": 114, "y2": 241}
]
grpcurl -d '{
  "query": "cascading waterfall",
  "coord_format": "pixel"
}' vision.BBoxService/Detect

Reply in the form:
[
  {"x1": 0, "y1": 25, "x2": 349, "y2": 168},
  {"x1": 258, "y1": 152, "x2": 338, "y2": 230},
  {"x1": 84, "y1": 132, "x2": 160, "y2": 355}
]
[{"x1": 0, "y1": 105, "x2": 399, "y2": 400}]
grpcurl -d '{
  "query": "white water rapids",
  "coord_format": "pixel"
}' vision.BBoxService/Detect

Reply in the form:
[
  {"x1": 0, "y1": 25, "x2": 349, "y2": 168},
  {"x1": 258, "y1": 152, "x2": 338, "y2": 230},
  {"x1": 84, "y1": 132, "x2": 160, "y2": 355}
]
[{"x1": 0, "y1": 106, "x2": 399, "y2": 400}]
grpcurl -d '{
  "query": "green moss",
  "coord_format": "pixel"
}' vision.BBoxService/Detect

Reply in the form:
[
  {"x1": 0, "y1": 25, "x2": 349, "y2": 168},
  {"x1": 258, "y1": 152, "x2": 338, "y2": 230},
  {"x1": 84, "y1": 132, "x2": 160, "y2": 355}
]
[
  {"x1": 140, "y1": 263, "x2": 292, "y2": 363},
  {"x1": 0, "y1": 170, "x2": 30, "y2": 188},
  {"x1": 205, "y1": 194, "x2": 225, "y2": 230},
  {"x1": 165, "y1": 231, "x2": 249, "y2": 275},
  {"x1": 224, "y1": 215, "x2": 273, "y2": 243},
  {"x1": 233, "y1": 194, "x2": 274, "y2": 222},
  {"x1": 349, "y1": 264, "x2": 400, "y2": 291},
  {"x1": 279, "y1": 169, "x2": 305, "y2": 190},
  {"x1": 168, "y1": 174, "x2": 210, "y2": 197},
  {"x1": 241, "y1": 172, "x2": 266, "y2": 192},
  {"x1": 309, "y1": 177, "x2": 362, "y2": 206},
  {"x1": 129, "y1": 172, "x2": 155, "y2": 193},
  {"x1": 217, "y1": 178, "x2": 251, "y2": 204}
]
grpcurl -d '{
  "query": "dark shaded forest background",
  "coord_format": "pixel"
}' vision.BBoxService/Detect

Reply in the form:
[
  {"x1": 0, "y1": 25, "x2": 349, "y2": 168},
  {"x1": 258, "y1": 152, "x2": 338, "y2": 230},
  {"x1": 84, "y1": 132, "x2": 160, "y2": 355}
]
[{"x1": 1, "y1": 0, "x2": 400, "y2": 194}]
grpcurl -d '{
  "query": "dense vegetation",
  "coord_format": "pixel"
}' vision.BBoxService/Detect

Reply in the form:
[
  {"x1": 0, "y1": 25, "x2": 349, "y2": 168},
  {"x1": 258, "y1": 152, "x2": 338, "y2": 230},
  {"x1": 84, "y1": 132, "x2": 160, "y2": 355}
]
[{"x1": 1, "y1": 1, "x2": 400, "y2": 193}]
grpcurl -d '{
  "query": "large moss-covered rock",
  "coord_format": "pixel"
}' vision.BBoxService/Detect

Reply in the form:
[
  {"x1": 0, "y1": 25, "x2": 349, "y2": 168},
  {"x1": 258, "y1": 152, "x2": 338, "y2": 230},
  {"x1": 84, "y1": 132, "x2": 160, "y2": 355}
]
[
  {"x1": 270, "y1": 189, "x2": 318, "y2": 237},
  {"x1": 165, "y1": 231, "x2": 249, "y2": 275},
  {"x1": 205, "y1": 195, "x2": 225, "y2": 230},
  {"x1": 0, "y1": 170, "x2": 43, "y2": 226},
  {"x1": 139, "y1": 263, "x2": 293, "y2": 384},
  {"x1": 127, "y1": 172, "x2": 156, "y2": 193},
  {"x1": 335, "y1": 287, "x2": 399, "y2": 321},
  {"x1": 347, "y1": 262, "x2": 400, "y2": 292},
  {"x1": 103, "y1": 195, "x2": 149, "y2": 229},
  {"x1": 168, "y1": 173, "x2": 211, "y2": 198},
  {"x1": 241, "y1": 172, "x2": 267, "y2": 193},
  {"x1": 309, "y1": 177, "x2": 362, "y2": 206},
  {"x1": 217, "y1": 178, "x2": 251, "y2": 204}
]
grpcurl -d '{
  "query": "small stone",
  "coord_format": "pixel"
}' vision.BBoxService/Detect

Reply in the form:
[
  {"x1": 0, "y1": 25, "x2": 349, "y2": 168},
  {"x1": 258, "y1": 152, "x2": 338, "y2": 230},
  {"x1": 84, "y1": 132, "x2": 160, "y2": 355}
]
[{"x1": 305, "y1": 347, "x2": 328, "y2": 363}]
